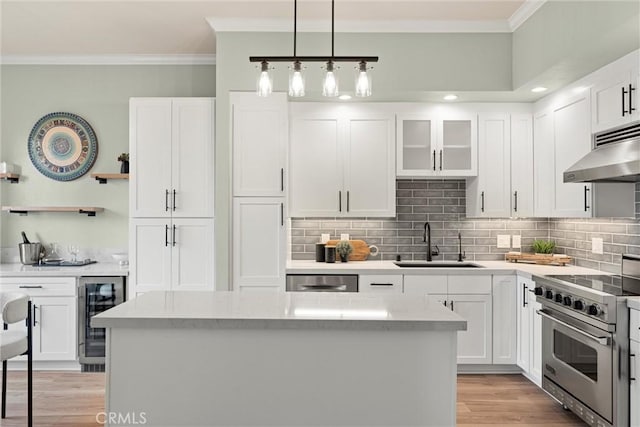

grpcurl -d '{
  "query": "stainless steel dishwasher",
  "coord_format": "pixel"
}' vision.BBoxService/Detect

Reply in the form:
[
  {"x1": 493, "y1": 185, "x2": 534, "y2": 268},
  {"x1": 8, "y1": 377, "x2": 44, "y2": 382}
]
[{"x1": 286, "y1": 274, "x2": 358, "y2": 292}]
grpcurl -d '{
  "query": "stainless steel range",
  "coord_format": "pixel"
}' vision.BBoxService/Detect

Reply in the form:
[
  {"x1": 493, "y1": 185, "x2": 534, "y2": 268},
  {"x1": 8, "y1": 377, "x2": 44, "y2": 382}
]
[{"x1": 533, "y1": 254, "x2": 640, "y2": 427}]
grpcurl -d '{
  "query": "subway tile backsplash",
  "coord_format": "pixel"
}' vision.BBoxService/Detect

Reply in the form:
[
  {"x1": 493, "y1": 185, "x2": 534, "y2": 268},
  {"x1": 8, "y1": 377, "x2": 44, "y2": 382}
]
[{"x1": 290, "y1": 180, "x2": 640, "y2": 270}]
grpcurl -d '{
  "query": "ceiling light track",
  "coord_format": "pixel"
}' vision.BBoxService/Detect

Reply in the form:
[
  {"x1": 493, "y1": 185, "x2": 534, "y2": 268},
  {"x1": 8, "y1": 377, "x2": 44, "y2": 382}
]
[{"x1": 250, "y1": 0, "x2": 378, "y2": 98}]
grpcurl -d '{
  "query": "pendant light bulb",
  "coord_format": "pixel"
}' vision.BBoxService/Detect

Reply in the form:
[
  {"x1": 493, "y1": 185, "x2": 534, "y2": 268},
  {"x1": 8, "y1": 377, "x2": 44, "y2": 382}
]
[
  {"x1": 289, "y1": 61, "x2": 305, "y2": 97},
  {"x1": 322, "y1": 61, "x2": 339, "y2": 97},
  {"x1": 355, "y1": 61, "x2": 372, "y2": 97},
  {"x1": 257, "y1": 61, "x2": 273, "y2": 97}
]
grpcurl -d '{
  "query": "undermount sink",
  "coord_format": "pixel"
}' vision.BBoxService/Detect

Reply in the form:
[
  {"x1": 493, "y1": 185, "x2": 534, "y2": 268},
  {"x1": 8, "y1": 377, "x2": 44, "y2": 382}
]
[{"x1": 393, "y1": 261, "x2": 484, "y2": 268}]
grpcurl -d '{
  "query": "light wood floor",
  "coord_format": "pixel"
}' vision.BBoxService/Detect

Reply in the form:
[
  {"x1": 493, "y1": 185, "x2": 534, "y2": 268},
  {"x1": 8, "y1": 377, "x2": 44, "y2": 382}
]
[{"x1": 1, "y1": 372, "x2": 584, "y2": 426}]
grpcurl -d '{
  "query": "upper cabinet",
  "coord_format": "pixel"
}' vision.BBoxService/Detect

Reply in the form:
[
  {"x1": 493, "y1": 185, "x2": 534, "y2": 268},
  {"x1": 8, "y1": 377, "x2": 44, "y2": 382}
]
[
  {"x1": 467, "y1": 113, "x2": 533, "y2": 218},
  {"x1": 591, "y1": 51, "x2": 639, "y2": 133},
  {"x1": 130, "y1": 98, "x2": 214, "y2": 218},
  {"x1": 397, "y1": 113, "x2": 477, "y2": 178},
  {"x1": 232, "y1": 93, "x2": 288, "y2": 197},
  {"x1": 290, "y1": 104, "x2": 395, "y2": 218}
]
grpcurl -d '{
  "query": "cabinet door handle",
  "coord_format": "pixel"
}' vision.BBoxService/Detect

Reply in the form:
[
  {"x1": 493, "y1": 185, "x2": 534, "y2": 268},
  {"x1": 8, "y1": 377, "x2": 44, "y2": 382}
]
[
  {"x1": 33, "y1": 304, "x2": 38, "y2": 327},
  {"x1": 481, "y1": 191, "x2": 485, "y2": 213},
  {"x1": 584, "y1": 186, "x2": 590, "y2": 211},
  {"x1": 280, "y1": 203, "x2": 284, "y2": 227},
  {"x1": 370, "y1": 283, "x2": 394, "y2": 286},
  {"x1": 347, "y1": 191, "x2": 350, "y2": 213},
  {"x1": 629, "y1": 84, "x2": 636, "y2": 114},
  {"x1": 514, "y1": 191, "x2": 518, "y2": 213},
  {"x1": 631, "y1": 354, "x2": 636, "y2": 381},
  {"x1": 439, "y1": 149, "x2": 443, "y2": 171},
  {"x1": 172, "y1": 224, "x2": 176, "y2": 247},
  {"x1": 522, "y1": 283, "x2": 528, "y2": 307},
  {"x1": 622, "y1": 86, "x2": 628, "y2": 116},
  {"x1": 433, "y1": 150, "x2": 436, "y2": 171},
  {"x1": 450, "y1": 301, "x2": 454, "y2": 311},
  {"x1": 19, "y1": 285, "x2": 43, "y2": 289},
  {"x1": 442, "y1": 300, "x2": 447, "y2": 307},
  {"x1": 165, "y1": 189, "x2": 169, "y2": 212},
  {"x1": 338, "y1": 191, "x2": 342, "y2": 212},
  {"x1": 280, "y1": 168, "x2": 284, "y2": 192},
  {"x1": 165, "y1": 225, "x2": 169, "y2": 247},
  {"x1": 172, "y1": 190, "x2": 176, "y2": 212}
]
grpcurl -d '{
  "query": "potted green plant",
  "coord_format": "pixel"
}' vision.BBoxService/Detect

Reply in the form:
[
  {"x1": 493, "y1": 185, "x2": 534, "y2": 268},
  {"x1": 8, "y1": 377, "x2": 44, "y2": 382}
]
[
  {"x1": 335, "y1": 240, "x2": 353, "y2": 263},
  {"x1": 118, "y1": 152, "x2": 130, "y2": 174},
  {"x1": 532, "y1": 239, "x2": 555, "y2": 255}
]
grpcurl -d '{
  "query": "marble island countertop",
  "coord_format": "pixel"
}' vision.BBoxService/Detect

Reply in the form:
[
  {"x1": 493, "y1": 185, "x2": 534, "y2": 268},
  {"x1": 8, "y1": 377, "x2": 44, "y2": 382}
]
[
  {"x1": 92, "y1": 290, "x2": 467, "y2": 331},
  {"x1": 0, "y1": 262, "x2": 128, "y2": 277},
  {"x1": 286, "y1": 259, "x2": 607, "y2": 277}
]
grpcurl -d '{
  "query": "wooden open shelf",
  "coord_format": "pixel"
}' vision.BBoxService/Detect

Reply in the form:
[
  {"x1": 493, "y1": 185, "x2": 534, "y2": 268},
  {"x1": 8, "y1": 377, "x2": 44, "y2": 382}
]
[
  {"x1": 90, "y1": 173, "x2": 129, "y2": 184},
  {"x1": 0, "y1": 173, "x2": 20, "y2": 183},
  {"x1": 1, "y1": 206, "x2": 105, "y2": 217}
]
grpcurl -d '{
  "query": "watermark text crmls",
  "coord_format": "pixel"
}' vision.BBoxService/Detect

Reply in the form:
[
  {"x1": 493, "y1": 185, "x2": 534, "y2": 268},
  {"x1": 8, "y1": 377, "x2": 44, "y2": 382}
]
[{"x1": 96, "y1": 411, "x2": 147, "y2": 425}]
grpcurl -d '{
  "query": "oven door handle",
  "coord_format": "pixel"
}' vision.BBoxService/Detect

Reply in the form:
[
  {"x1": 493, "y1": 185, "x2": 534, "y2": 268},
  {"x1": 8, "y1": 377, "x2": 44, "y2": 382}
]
[{"x1": 536, "y1": 310, "x2": 609, "y2": 345}]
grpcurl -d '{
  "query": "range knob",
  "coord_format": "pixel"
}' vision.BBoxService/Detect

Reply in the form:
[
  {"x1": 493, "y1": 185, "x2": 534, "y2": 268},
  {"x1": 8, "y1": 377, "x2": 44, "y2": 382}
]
[
  {"x1": 563, "y1": 296, "x2": 573, "y2": 306},
  {"x1": 545, "y1": 290, "x2": 554, "y2": 299},
  {"x1": 587, "y1": 304, "x2": 602, "y2": 316},
  {"x1": 573, "y1": 300, "x2": 585, "y2": 311},
  {"x1": 534, "y1": 287, "x2": 543, "y2": 296},
  {"x1": 555, "y1": 293, "x2": 563, "y2": 303}
]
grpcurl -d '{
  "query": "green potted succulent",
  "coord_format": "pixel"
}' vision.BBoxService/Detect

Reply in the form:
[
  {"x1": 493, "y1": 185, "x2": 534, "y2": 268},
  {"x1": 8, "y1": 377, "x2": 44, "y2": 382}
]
[
  {"x1": 335, "y1": 240, "x2": 353, "y2": 263},
  {"x1": 118, "y1": 152, "x2": 130, "y2": 174},
  {"x1": 532, "y1": 239, "x2": 555, "y2": 255}
]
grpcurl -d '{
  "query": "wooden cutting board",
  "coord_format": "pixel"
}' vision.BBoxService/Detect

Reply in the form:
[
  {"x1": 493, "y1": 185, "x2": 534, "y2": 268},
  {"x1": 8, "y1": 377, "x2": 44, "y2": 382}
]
[{"x1": 325, "y1": 240, "x2": 370, "y2": 261}]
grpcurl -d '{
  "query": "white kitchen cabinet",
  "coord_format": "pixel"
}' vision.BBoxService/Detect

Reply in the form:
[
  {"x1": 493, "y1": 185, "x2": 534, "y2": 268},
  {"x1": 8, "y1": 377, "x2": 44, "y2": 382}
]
[
  {"x1": 129, "y1": 218, "x2": 214, "y2": 295},
  {"x1": 358, "y1": 274, "x2": 403, "y2": 294},
  {"x1": 231, "y1": 92, "x2": 287, "y2": 197},
  {"x1": 396, "y1": 113, "x2": 477, "y2": 178},
  {"x1": 533, "y1": 111, "x2": 553, "y2": 217},
  {"x1": 492, "y1": 275, "x2": 517, "y2": 365},
  {"x1": 290, "y1": 104, "x2": 395, "y2": 217},
  {"x1": 591, "y1": 51, "x2": 639, "y2": 133},
  {"x1": 233, "y1": 198, "x2": 286, "y2": 290},
  {"x1": 631, "y1": 338, "x2": 639, "y2": 427},
  {"x1": 403, "y1": 274, "x2": 492, "y2": 364},
  {"x1": 1, "y1": 278, "x2": 77, "y2": 362},
  {"x1": 130, "y1": 98, "x2": 214, "y2": 218},
  {"x1": 530, "y1": 300, "x2": 543, "y2": 387},
  {"x1": 467, "y1": 113, "x2": 534, "y2": 218},
  {"x1": 516, "y1": 276, "x2": 533, "y2": 372},
  {"x1": 467, "y1": 114, "x2": 511, "y2": 218}
]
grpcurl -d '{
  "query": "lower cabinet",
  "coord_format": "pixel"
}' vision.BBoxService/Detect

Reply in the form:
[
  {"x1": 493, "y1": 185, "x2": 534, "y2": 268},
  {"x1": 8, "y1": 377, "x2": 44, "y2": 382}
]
[
  {"x1": 129, "y1": 218, "x2": 215, "y2": 295},
  {"x1": 492, "y1": 275, "x2": 517, "y2": 364},
  {"x1": 404, "y1": 274, "x2": 492, "y2": 364},
  {"x1": 1, "y1": 278, "x2": 77, "y2": 362},
  {"x1": 516, "y1": 275, "x2": 542, "y2": 386},
  {"x1": 233, "y1": 197, "x2": 286, "y2": 291},
  {"x1": 630, "y1": 338, "x2": 639, "y2": 427}
]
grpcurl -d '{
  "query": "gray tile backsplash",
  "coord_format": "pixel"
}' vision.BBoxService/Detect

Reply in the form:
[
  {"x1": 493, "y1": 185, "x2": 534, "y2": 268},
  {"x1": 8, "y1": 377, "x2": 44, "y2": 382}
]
[{"x1": 290, "y1": 180, "x2": 640, "y2": 271}]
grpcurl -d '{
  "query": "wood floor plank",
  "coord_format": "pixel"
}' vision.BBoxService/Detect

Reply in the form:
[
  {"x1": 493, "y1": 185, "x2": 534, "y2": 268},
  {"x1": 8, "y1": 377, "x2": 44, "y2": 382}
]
[{"x1": 1, "y1": 372, "x2": 585, "y2": 426}]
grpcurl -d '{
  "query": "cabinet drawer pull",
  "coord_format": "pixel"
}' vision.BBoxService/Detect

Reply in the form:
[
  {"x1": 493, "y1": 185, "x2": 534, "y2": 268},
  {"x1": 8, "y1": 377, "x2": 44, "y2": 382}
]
[
  {"x1": 481, "y1": 191, "x2": 485, "y2": 213},
  {"x1": 280, "y1": 203, "x2": 284, "y2": 227},
  {"x1": 19, "y1": 285, "x2": 43, "y2": 289},
  {"x1": 584, "y1": 186, "x2": 590, "y2": 211},
  {"x1": 165, "y1": 225, "x2": 169, "y2": 247},
  {"x1": 347, "y1": 191, "x2": 350, "y2": 213},
  {"x1": 172, "y1": 190, "x2": 177, "y2": 212},
  {"x1": 280, "y1": 168, "x2": 285, "y2": 192},
  {"x1": 450, "y1": 301, "x2": 454, "y2": 311},
  {"x1": 433, "y1": 150, "x2": 436, "y2": 171},
  {"x1": 338, "y1": 191, "x2": 342, "y2": 212},
  {"x1": 165, "y1": 189, "x2": 169, "y2": 212},
  {"x1": 172, "y1": 224, "x2": 176, "y2": 247},
  {"x1": 514, "y1": 191, "x2": 518, "y2": 213},
  {"x1": 631, "y1": 354, "x2": 636, "y2": 381},
  {"x1": 369, "y1": 283, "x2": 394, "y2": 286},
  {"x1": 439, "y1": 149, "x2": 443, "y2": 171},
  {"x1": 522, "y1": 283, "x2": 528, "y2": 307},
  {"x1": 622, "y1": 86, "x2": 628, "y2": 116},
  {"x1": 33, "y1": 304, "x2": 38, "y2": 327},
  {"x1": 630, "y1": 84, "x2": 636, "y2": 114}
]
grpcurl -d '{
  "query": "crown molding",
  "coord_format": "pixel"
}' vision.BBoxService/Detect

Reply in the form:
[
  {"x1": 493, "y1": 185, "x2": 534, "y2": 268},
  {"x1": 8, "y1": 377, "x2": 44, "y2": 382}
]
[
  {"x1": 0, "y1": 54, "x2": 216, "y2": 65},
  {"x1": 208, "y1": 17, "x2": 511, "y2": 33},
  {"x1": 508, "y1": 0, "x2": 547, "y2": 31}
]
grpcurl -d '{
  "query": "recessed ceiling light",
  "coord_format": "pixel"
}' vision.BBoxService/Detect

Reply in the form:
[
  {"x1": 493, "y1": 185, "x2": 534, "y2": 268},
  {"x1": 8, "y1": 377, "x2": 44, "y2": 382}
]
[
  {"x1": 339, "y1": 94, "x2": 352, "y2": 100},
  {"x1": 531, "y1": 87, "x2": 548, "y2": 93},
  {"x1": 443, "y1": 94, "x2": 458, "y2": 101}
]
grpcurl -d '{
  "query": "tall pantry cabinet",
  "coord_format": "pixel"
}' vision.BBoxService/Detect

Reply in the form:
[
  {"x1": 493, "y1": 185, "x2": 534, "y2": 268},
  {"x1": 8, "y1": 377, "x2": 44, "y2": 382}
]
[
  {"x1": 231, "y1": 92, "x2": 288, "y2": 292},
  {"x1": 129, "y1": 98, "x2": 215, "y2": 297}
]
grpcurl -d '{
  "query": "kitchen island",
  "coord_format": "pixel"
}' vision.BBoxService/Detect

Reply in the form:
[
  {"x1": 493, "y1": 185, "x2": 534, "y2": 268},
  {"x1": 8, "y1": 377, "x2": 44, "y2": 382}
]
[{"x1": 93, "y1": 291, "x2": 466, "y2": 427}]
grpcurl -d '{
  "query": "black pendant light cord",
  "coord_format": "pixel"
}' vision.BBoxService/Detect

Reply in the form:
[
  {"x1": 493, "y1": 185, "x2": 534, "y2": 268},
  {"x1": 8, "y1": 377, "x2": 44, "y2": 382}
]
[
  {"x1": 293, "y1": 0, "x2": 297, "y2": 58},
  {"x1": 331, "y1": 0, "x2": 335, "y2": 58}
]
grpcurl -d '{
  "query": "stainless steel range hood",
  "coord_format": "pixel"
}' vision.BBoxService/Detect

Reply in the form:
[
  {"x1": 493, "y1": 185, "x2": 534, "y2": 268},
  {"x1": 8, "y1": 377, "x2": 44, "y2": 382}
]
[{"x1": 564, "y1": 121, "x2": 640, "y2": 183}]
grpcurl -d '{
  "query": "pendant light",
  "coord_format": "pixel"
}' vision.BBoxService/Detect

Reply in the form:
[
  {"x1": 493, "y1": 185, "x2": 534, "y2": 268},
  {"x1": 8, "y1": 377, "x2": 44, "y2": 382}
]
[{"x1": 250, "y1": 0, "x2": 378, "y2": 98}]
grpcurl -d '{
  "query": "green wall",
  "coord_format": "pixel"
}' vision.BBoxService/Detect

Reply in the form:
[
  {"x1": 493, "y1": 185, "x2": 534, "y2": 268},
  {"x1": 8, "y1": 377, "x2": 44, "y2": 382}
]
[
  {"x1": 0, "y1": 64, "x2": 215, "y2": 256},
  {"x1": 513, "y1": 0, "x2": 640, "y2": 89}
]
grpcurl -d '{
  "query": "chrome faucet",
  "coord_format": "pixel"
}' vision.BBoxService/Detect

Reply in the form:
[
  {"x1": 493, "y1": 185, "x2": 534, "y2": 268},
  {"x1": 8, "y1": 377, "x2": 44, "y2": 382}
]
[{"x1": 423, "y1": 222, "x2": 440, "y2": 261}]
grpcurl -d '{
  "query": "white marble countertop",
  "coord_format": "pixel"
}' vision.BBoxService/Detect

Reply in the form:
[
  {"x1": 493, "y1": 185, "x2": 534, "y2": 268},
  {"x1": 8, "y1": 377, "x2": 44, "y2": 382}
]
[
  {"x1": 92, "y1": 291, "x2": 467, "y2": 331},
  {"x1": 0, "y1": 262, "x2": 128, "y2": 277},
  {"x1": 286, "y1": 260, "x2": 606, "y2": 278},
  {"x1": 628, "y1": 298, "x2": 640, "y2": 311}
]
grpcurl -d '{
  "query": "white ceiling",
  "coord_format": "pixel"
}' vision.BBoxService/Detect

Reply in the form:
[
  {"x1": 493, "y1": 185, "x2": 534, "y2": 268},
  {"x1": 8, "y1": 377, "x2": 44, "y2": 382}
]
[{"x1": 0, "y1": 0, "x2": 533, "y2": 56}]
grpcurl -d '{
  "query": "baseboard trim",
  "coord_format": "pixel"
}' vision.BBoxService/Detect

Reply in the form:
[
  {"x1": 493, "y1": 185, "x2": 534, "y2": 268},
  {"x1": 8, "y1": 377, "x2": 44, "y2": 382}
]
[
  {"x1": 458, "y1": 364, "x2": 523, "y2": 374},
  {"x1": 6, "y1": 360, "x2": 81, "y2": 371}
]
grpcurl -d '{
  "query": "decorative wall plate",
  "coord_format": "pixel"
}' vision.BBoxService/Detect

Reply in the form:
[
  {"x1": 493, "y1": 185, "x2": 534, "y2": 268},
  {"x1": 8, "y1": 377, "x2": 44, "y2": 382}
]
[{"x1": 28, "y1": 112, "x2": 98, "y2": 181}]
